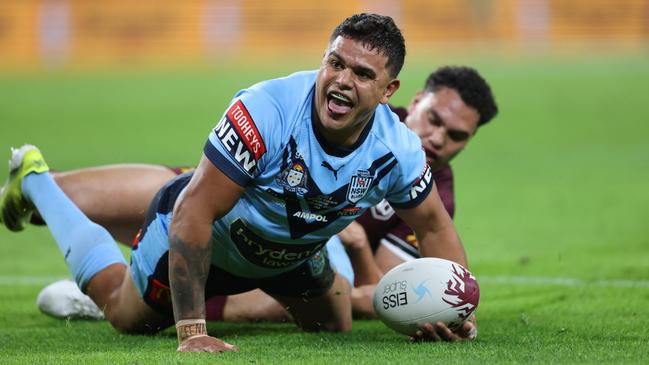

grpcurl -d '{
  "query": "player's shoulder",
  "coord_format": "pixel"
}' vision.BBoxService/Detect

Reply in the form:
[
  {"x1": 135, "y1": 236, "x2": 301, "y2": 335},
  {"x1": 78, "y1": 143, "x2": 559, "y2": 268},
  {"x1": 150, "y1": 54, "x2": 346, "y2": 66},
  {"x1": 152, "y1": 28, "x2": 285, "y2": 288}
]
[
  {"x1": 433, "y1": 163, "x2": 453, "y2": 181},
  {"x1": 245, "y1": 70, "x2": 317, "y2": 107},
  {"x1": 226, "y1": 71, "x2": 316, "y2": 133},
  {"x1": 372, "y1": 104, "x2": 422, "y2": 158},
  {"x1": 387, "y1": 104, "x2": 408, "y2": 123}
]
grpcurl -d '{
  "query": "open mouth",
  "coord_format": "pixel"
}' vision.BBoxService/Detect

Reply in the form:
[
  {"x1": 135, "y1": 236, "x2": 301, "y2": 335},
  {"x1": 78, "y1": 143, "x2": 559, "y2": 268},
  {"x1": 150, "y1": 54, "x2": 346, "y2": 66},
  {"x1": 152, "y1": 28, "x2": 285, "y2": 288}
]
[{"x1": 326, "y1": 91, "x2": 354, "y2": 116}]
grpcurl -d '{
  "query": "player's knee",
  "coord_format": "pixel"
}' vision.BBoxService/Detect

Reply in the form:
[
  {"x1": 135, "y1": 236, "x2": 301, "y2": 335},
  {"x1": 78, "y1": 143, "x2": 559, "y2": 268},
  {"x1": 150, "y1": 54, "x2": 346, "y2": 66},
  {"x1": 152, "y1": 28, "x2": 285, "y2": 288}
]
[
  {"x1": 105, "y1": 311, "x2": 161, "y2": 335},
  {"x1": 109, "y1": 318, "x2": 160, "y2": 335},
  {"x1": 352, "y1": 305, "x2": 377, "y2": 320},
  {"x1": 105, "y1": 313, "x2": 137, "y2": 334},
  {"x1": 257, "y1": 301, "x2": 290, "y2": 322},
  {"x1": 326, "y1": 318, "x2": 352, "y2": 332}
]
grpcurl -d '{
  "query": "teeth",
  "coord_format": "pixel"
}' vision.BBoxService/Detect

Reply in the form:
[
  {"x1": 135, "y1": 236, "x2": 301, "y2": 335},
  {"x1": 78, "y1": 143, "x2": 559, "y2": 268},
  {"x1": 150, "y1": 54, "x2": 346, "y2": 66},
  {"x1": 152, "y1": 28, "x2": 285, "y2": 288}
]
[{"x1": 330, "y1": 92, "x2": 351, "y2": 104}]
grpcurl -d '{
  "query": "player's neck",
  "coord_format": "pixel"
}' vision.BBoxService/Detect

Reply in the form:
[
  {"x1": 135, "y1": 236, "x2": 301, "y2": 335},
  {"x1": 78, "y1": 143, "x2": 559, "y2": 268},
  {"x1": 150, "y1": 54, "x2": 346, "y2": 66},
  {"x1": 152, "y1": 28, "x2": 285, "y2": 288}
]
[
  {"x1": 312, "y1": 113, "x2": 375, "y2": 157},
  {"x1": 316, "y1": 112, "x2": 373, "y2": 146}
]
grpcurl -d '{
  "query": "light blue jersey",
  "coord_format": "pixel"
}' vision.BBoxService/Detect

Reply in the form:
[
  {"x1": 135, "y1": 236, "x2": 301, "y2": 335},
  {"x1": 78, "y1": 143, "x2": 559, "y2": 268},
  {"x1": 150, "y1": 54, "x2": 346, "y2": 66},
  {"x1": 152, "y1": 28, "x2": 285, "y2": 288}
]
[{"x1": 199, "y1": 70, "x2": 433, "y2": 278}]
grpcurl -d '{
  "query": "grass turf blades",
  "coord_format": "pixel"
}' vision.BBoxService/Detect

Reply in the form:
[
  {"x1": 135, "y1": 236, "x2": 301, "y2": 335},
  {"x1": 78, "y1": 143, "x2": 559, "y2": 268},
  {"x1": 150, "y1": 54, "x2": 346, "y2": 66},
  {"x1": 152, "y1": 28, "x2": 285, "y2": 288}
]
[{"x1": 0, "y1": 56, "x2": 648, "y2": 364}]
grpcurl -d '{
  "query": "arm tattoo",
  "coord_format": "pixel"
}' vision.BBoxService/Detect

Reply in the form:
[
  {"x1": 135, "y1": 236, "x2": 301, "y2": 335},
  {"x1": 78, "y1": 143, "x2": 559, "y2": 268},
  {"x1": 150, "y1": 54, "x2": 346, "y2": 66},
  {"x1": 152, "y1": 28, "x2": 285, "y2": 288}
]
[{"x1": 169, "y1": 234, "x2": 212, "y2": 321}]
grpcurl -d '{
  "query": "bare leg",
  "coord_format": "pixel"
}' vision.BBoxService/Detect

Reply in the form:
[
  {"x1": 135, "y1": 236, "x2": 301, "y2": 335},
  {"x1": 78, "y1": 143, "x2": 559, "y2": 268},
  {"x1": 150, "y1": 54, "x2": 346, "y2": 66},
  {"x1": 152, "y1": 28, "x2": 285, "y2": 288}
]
[
  {"x1": 33, "y1": 164, "x2": 359, "y2": 326},
  {"x1": 223, "y1": 289, "x2": 291, "y2": 323},
  {"x1": 374, "y1": 243, "x2": 407, "y2": 274},
  {"x1": 346, "y1": 243, "x2": 411, "y2": 319},
  {"x1": 337, "y1": 221, "x2": 383, "y2": 286},
  {"x1": 351, "y1": 284, "x2": 377, "y2": 319},
  {"x1": 269, "y1": 274, "x2": 352, "y2": 332},
  {"x1": 31, "y1": 164, "x2": 294, "y2": 326},
  {"x1": 85, "y1": 263, "x2": 172, "y2": 333},
  {"x1": 52, "y1": 164, "x2": 176, "y2": 243}
]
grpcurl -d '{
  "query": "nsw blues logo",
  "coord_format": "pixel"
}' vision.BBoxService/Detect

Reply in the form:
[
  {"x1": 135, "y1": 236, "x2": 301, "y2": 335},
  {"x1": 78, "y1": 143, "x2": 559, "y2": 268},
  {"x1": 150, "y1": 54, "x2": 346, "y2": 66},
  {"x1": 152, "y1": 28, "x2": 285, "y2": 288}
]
[
  {"x1": 277, "y1": 161, "x2": 309, "y2": 195},
  {"x1": 346, "y1": 169, "x2": 374, "y2": 203}
]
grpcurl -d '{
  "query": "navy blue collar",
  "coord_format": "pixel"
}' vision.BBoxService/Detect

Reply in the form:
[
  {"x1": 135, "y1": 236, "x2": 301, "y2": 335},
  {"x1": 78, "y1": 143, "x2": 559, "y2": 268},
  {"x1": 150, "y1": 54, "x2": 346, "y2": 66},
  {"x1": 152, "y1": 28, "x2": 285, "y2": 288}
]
[{"x1": 311, "y1": 97, "x2": 375, "y2": 157}]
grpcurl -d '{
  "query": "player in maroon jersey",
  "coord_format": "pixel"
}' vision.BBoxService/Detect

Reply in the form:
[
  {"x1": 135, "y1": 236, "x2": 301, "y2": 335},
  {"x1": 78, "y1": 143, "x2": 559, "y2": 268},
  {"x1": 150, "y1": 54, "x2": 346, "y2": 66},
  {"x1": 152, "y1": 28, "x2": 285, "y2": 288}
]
[
  {"x1": 31, "y1": 65, "x2": 497, "y2": 341},
  {"x1": 340, "y1": 66, "x2": 498, "y2": 321}
]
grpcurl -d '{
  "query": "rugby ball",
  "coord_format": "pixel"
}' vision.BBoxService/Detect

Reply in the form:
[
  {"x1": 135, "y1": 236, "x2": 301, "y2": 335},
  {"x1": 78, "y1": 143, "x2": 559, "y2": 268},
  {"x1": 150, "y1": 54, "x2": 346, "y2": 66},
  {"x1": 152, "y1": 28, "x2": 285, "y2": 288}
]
[{"x1": 372, "y1": 257, "x2": 479, "y2": 336}]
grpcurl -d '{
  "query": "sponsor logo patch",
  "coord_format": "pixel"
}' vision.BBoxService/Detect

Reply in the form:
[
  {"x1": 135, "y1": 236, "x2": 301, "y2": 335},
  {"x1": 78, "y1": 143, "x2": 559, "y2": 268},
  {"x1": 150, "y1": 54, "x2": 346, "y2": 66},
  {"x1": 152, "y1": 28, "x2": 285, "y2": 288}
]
[
  {"x1": 293, "y1": 211, "x2": 329, "y2": 222},
  {"x1": 337, "y1": 206, "x2": 362, "y2": 217},
  {"x1": 443, "y1": 264, "x2": 479, "y2": 321},
  {"x1": 214, "y1": 100, "x2": 266, "y2": 174},
  {"x1": 412, "y1": 279, "x2": 433, "y2": 303},
  {"x1": 306, "y1": 195, "x2": 339, "y2": 211},
  {"x1": 409, "y1": 164, "x2": 433, "y2": 200},
  {"x1": 346, "y1": 169, "x2": 374, "y2": 203},
  {"x1": 230, "y1": 219, "x2": 326, "y2": 269},
  {"x1": 381, "y1": 280, "x2": 409, "y2": 310}
]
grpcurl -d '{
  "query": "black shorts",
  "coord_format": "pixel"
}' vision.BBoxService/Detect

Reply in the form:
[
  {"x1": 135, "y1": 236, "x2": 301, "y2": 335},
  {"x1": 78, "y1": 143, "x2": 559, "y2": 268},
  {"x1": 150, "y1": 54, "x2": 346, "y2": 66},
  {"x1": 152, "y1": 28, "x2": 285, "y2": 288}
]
[{"x1": 133, "y1": 172, "x2": 336, "y2": 318}]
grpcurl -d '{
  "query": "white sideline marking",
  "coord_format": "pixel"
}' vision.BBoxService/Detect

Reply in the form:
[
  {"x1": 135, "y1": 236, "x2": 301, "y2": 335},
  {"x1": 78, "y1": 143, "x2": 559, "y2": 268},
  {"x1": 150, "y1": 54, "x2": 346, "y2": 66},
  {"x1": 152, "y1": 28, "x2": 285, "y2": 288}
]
[
  {"x1": 1, "y1": 275, "x2": 648, "y2": 288},
  {"x1": 479, "y1": 276, "x2": 649, "y2": 288},
  {"x1": 0, "y1": 275, "x2": 67, "y2": 285}
]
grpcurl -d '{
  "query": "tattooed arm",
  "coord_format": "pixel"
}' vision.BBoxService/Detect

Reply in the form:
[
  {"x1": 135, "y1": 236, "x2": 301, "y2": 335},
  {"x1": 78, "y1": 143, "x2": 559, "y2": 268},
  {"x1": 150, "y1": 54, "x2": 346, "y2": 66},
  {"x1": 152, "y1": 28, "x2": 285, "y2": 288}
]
[{"x1": 168, "y1": 154, "x2": 245, "y2": 353}]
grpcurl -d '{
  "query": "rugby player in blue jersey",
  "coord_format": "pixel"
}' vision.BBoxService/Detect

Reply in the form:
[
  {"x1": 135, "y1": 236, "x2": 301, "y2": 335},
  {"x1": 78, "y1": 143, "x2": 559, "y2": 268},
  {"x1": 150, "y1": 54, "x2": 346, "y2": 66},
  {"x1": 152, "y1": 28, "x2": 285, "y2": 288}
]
[
  {"x1": 32, "y1": 65, "x2": 497, "y2": 340},
  {"x1": 2, "y1": 14, "x2": 474, "y2": 352},
  {"x1": 33, "y1": 65, "x2": 497, "y2": 338}
]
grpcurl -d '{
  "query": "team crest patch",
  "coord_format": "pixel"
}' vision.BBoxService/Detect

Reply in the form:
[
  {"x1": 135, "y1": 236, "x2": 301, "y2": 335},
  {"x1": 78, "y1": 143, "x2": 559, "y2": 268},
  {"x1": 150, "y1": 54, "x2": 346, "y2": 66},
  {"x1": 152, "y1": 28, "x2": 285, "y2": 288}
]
[
  {"x1": 277, "y1": 161, "x2": 309, "y2": 195},
  {"x1": 346, "y1": 169, "x2": 374, "y2": 203}
]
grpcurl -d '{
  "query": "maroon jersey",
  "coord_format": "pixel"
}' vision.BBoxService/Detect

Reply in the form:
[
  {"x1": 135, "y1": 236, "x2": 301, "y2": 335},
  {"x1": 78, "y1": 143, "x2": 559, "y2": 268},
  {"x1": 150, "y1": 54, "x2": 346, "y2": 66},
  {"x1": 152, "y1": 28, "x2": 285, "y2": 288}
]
[{"x1": 354, "y1": 106, "x2": 456, "y2": 258}]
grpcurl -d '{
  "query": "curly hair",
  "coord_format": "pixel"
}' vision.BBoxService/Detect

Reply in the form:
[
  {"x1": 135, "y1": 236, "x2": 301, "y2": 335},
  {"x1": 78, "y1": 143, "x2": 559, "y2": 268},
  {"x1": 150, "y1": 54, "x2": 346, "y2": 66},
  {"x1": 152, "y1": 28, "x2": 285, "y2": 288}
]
[
  {"x1": 425, "y1": 66, "x2": 498, "y2": 126},
  {"x1": 330, "y1": 13, "x2": 406, "y2": 77}
]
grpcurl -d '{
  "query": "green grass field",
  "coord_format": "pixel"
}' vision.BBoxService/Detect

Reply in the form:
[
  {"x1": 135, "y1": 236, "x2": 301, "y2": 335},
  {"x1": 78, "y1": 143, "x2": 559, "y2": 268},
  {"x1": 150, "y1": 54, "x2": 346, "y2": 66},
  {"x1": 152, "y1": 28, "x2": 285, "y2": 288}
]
[{"x1": 1, "y1": 55, "x2": 648, "y2": 364}]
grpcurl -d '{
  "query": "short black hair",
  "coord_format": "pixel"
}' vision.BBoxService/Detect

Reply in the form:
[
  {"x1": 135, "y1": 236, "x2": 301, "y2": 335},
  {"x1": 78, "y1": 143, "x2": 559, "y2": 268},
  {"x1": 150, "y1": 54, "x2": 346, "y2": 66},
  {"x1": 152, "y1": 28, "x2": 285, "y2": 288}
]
[
  {"x1": 330, "y1": 13, "x2": 406, "y2": 78},
  {"x1": 425, "y1": 66, "x2": 498, "y2": 126}
]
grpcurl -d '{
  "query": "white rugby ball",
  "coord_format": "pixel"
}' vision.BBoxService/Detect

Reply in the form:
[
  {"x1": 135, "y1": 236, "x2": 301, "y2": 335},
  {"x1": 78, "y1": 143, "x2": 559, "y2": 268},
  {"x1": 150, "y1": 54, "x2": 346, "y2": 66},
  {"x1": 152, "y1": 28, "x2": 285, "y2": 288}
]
[{"x1": 372, "y1": 257, "x2": 479, "y2": 336}]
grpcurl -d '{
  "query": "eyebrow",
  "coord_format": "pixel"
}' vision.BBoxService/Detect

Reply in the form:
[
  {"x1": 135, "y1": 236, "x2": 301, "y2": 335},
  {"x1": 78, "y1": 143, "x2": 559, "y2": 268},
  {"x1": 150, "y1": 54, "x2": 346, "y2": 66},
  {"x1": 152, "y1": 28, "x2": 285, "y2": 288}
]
[
  {"x1": 329, "y1": 51, "x2": 377, "y2": 79},
  {"x1": 429, "y1": 109, "x2": 472, "y2": 138},
  {"x1": 429, "y1": 109, "x2": 444, "y2": 125}
]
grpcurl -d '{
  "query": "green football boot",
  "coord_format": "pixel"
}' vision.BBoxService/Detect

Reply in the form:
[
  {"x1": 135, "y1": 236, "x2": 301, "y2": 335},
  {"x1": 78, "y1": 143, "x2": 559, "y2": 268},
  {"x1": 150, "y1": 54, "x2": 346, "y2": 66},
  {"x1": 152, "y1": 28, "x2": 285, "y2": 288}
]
[{"x1": 0, "y1": 145, "x2": 49, "y2": 231}]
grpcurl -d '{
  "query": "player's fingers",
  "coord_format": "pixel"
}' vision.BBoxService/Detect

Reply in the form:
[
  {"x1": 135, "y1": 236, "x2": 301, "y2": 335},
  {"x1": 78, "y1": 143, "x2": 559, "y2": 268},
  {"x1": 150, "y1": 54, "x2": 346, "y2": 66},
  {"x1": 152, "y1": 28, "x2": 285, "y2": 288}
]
[
  {"x1": 409, "y1": 330, "x2": 424, "y2": 342},
  {"x1": 224, "y1": 343, "x2": 240, "y2": 352},
  {"x1": 410, "y1": 329, "x2": 439, "y2": 342},
  {"x1": 452, "y1": 321, "x2": 475, "y2": 339},
  {"x1": 420, "y1": 322, "x2": 443, "y2": 342},
  {"x1": 177, "y1": 337, "x2": 240, "y2": 353},
  {"x1": 205, "y1": 341, "x2": 239, "y2": 353},
  {"x1": 456, "y1": 321, "x2": 478, "y2": 341},
  {"x1": 433, "y1": 321, "x2": 460, "y2": 342}
]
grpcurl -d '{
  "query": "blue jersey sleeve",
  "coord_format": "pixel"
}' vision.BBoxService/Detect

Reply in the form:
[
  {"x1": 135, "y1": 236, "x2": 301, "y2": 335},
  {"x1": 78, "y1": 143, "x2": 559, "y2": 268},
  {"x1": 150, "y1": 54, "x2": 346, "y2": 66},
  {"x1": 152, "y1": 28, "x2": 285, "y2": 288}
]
[
  {"x1": 204, "y1": 88, "x2": 280, "y2": 186},
  {"x1": 385, "y1": 138, "x2": 433, "y2": 209}
]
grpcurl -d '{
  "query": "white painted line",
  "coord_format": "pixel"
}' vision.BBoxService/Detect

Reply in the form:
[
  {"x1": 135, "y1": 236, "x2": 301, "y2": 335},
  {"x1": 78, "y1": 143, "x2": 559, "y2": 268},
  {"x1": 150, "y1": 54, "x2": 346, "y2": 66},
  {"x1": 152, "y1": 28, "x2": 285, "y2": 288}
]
[
  {"x1": 0, "y1": 275, "x2": 67, "y2": 285},
  {"x1": 1, "y1": 275, "x2": 648, "y2": 288},
  {"x1": 480, "y1": 275, "x2": 649, "y2": 288}
]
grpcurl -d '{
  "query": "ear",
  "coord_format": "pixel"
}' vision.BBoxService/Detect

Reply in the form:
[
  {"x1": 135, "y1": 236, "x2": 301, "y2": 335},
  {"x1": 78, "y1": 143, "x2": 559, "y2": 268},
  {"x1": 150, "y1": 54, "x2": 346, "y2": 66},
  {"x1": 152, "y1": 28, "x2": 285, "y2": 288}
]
[
  {"x1": 406, "y1": 91, "x2": 425, "y2": 114},
  {"x1": 380, "y1": 78, "x2": 401, "y2": 104}
]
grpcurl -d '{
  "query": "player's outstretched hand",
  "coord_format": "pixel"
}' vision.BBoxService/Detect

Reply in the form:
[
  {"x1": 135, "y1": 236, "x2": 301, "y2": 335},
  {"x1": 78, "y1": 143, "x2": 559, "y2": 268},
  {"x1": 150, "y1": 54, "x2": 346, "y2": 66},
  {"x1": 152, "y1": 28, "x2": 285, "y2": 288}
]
[
  {"x1": 410, "y1": 315, "x2": 477, "y2": 342},
  {"x1": 177, "y1": 335, "x2": 240, "y2": 353}
]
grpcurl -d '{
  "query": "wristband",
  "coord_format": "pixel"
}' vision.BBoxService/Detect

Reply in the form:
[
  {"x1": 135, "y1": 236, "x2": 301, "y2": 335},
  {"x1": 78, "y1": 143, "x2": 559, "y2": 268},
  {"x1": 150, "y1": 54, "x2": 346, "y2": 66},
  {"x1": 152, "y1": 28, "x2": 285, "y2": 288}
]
[{"x1": 176, "y1": 319, "x2": 208, "y2": 344}]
